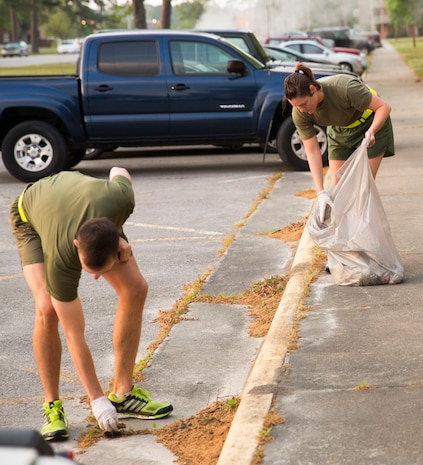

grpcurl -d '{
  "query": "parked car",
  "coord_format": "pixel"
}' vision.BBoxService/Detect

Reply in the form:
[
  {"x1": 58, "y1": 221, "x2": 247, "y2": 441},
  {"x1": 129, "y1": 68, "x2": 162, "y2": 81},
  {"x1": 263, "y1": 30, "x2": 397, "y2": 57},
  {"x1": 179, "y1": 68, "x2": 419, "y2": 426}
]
[
  {"x1": 278, "y1": 40, "x2": 365, "y2": 74},
  {"x1": 57, "y1": 39, "x2": 81, "y2": 54},
  {"x1": 265, "y1": 34, "x2": 364, "y2": 56},
  {"x1": 264, "y1": 45, "x2": 353, "y2": 74},
  {"x1": 351, "y1": 29, "x2": 382, "y2": 48},
  {"x1": 196, "y1": 29, "x2": 271, "y2": 66},
  {"x1": 310, "y1": 27, "x2": 374, "y2": 54},
  {"x1": 265, "y1": 34, "x2": 335, "y2": 48},
  {"x1": 1, "y1": 41, "x2": 29, "y2": 57}
]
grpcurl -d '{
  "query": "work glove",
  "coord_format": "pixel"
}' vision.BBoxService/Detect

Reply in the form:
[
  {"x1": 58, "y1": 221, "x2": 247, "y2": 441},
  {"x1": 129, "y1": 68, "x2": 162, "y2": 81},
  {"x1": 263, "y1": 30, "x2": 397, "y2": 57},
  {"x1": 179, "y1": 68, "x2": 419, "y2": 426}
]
[
  {"x1": 317, "y1": 190, "x2": 334, "y2": 223},
  {"x1": 91, "y1": 396, "x2": 120, "y2": 432}
]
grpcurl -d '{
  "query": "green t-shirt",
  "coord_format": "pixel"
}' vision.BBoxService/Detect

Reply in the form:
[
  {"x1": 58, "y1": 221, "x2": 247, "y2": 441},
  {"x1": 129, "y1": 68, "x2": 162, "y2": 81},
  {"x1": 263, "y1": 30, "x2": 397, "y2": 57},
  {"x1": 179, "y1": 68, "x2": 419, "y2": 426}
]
[
  {"x1": 21, "y1": 171, "x2": 135, "y2": 302},
  {"x1": 292, "y1": 75, "x2": 373, "y2": 141}
]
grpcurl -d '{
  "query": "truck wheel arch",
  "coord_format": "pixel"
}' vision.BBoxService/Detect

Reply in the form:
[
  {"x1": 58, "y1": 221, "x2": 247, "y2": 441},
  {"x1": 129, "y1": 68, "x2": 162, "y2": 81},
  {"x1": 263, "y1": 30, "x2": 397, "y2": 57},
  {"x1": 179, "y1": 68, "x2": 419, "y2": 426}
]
[
  {"x1": 2, "y1": 120, "x2": 68, "y2": 182},
  {"x1": 276, "y1": 116, "x2": 328, "y2": 171}
]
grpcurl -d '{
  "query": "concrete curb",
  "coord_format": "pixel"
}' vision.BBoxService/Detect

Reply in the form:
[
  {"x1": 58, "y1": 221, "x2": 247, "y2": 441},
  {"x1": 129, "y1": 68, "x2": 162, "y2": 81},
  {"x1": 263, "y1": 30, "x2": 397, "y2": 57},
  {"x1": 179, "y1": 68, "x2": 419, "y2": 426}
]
[{"x1": 216, "y1": 223, "x2": 316, "y2": 465}]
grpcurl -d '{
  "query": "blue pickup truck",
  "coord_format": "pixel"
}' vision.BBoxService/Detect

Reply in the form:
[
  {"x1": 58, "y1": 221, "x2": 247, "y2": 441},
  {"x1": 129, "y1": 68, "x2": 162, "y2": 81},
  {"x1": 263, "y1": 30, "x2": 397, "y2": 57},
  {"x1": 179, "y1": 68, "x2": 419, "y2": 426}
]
[{"x1": 0, "y1": 30, "x2": 331, "y2": 182}]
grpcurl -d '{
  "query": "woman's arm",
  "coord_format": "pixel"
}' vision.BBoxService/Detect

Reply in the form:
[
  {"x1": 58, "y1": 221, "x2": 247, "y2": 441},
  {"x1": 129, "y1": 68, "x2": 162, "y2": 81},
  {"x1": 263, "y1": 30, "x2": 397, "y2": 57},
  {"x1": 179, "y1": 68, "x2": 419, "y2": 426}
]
[
  {"x1": 109, "y1": 167, "x2": 132, "y2": 182},
  {"x1": 303, "y1": 136, "x2": 325, "y2": 192},
  {"x1": 365, "y1": 94, "x2": 391, "y2": 145}
]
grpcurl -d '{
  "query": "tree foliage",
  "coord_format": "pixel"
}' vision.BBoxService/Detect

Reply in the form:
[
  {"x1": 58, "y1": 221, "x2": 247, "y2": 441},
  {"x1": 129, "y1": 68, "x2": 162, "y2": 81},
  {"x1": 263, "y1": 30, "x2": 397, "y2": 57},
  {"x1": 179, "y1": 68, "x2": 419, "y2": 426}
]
[
  {"x1": 173, "y1": 0, "x2": 208, "y2": 29},
  {"x1": 386, "y1": 0, "x2": 423, "y2": 34},
  {"x1": 0, "y1": 0, "x2": 211, "y2": 51}
]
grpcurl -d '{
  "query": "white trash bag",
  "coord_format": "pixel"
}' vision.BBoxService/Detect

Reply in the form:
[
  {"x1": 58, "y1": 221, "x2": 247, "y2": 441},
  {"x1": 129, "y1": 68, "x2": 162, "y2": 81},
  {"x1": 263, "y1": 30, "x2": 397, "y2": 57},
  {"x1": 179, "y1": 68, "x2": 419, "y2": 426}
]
[{"x1": 307, "y1": 139, "x2": 404, "y2": 286}]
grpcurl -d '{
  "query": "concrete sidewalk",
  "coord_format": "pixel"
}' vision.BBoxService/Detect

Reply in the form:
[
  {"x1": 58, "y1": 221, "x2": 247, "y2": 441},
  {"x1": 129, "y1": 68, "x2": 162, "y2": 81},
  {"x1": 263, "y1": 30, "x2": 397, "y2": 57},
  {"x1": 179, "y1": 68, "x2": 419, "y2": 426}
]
[{"x1": 219, "y1": 42, "x2": 423, "y2": 465}]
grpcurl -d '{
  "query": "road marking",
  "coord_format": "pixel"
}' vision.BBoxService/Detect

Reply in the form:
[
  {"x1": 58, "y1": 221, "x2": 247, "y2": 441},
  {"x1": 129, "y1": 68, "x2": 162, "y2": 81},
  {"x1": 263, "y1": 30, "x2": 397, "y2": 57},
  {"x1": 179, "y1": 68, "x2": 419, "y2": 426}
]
[
  {"x1": 217, "y1": 175, "x2": 269, "y2": 184},
  {"x1": 126, "y1": 222, "x2": 223, "y2": 236},
  {"x1": 0, "y1": 273, "x2": 23, "y2": 281},
  {"x1": 131, "y1": 236, "x2": 219, "y2": 243}
]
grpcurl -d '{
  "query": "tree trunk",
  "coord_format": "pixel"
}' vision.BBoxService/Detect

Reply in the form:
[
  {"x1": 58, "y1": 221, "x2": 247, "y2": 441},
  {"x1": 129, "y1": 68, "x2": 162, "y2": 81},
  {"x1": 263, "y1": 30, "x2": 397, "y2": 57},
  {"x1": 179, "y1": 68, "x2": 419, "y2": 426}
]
[
  {"x1": 9, "y1": 5, "x2": 17, "y2": 41},
  {"x1": 31, "y1": 0, "x2": 39, "y2": 54},
  {"x1": 133, "y1": 0, "x2": 147, "y2": 29},
  {"x1": 160, "y1": 0, "x2": 171, "y2": 29}
]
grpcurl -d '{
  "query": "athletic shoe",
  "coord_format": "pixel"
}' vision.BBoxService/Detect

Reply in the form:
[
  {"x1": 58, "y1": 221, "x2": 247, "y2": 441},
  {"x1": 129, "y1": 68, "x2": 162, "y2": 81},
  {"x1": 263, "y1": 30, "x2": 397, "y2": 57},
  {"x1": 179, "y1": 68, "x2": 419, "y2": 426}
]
[
  {"x1": 41, "y1": 400, "x2": 69, "y2": 441},
  {"x1": 108, "y1": 385, "x2": 173, "y2": 420}
]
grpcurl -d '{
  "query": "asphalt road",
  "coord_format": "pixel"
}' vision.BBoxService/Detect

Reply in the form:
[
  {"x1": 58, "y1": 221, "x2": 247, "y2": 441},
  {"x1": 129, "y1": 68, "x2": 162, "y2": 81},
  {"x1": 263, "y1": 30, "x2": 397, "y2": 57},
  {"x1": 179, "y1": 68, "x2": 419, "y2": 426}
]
[
  {"x1": 0, "y1": 146, "x2": 303, "y2": 432},
  {"x1": 0, "y1": 53, "x2": 79, "y2": 68}
]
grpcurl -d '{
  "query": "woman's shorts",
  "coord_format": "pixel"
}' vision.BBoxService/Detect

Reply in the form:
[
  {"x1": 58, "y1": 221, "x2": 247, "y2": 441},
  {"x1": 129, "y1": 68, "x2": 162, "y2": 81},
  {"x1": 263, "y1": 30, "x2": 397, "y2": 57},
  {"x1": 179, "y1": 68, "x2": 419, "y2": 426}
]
[
  {"x1": 10, "y1": 196, "x2": 44, "y2": 267},
  {"x1": 327, "y1": 115, "x2": 395, "y2": 161}
]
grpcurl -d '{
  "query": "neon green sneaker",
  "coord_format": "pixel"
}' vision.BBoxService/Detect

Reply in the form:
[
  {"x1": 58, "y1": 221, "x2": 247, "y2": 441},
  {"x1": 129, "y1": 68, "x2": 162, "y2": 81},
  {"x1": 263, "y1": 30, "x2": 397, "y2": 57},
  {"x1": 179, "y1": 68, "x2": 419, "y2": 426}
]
[
  {"x1": 108, "y1": 385, "x2": 173, "y2": 420},
  {"x1": 41, "y1": 400, "x2": 69, "y2": 441}
]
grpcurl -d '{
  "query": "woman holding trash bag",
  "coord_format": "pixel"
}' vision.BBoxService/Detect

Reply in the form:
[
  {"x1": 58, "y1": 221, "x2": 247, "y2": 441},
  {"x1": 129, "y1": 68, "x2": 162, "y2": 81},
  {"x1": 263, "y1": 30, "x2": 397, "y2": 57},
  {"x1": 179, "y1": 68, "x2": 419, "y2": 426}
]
[{"x1": 283, "y1": 62, "x2": 394, "y2": 222}]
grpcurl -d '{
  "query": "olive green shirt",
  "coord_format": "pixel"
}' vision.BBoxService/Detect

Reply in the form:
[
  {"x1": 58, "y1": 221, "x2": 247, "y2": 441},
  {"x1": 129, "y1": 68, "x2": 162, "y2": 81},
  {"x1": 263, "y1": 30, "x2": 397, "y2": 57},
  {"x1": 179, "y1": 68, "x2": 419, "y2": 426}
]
[
  {"x1": 292, "y1": 75, "x2": 373, "y2": 141},
  {"x1": 21, "y1": 171, "x2": 135, "y2": 302}
]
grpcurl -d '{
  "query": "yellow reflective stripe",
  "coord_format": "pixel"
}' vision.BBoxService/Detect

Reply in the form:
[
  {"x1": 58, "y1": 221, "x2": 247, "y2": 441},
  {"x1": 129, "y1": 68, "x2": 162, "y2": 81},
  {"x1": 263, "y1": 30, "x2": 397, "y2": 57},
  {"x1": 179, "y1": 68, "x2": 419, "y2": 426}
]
[
  {"x1": 17, "y1": 189, "x2": 28, "y2": 223},
  {"x1": 344, "y1": 86, "x2": 377, "y2": 129}
]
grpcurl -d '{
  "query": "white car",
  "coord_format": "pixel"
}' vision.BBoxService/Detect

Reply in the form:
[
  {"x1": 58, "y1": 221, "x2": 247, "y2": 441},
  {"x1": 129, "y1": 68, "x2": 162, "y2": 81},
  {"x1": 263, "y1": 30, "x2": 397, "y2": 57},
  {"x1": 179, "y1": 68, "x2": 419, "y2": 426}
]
[
  {"x1": 277, "y1": 40, "x2": 365, "y2": 75},
  {"x1": 57, "y1": 39, "x2": 80, "y2": 54}
]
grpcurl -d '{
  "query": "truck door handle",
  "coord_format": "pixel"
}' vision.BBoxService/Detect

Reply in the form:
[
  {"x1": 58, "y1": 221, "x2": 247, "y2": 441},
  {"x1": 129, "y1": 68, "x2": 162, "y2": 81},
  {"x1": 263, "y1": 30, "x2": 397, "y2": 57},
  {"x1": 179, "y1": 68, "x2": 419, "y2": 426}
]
[
  {"x1": 94, "y1": 84, "x2": 113, "y2": 92},
  {"x1": 171, "y1": 83, "x2": 190, "y2": 91}
]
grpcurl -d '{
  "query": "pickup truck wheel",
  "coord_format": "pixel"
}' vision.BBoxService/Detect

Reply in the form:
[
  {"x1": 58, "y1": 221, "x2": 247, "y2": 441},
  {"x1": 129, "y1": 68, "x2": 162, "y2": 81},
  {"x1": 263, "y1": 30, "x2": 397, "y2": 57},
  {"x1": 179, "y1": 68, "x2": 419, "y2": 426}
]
[
  {"x1": 277, "y1": 117, "x2": 328, "y2": 171},
  {"x1": 259, "y1": 139, "x2": 277, "y2": 153},
  {"x1": 2, "y1": 121, "x2": 68, "y2": 182},
  {"x1": 84, "y1": 148, "x2": 104, "y2": 160},
  {"x1": 66, "y1": 150, "x2": 86, "y2": 168},
  {"x1": 84, "y1": 146, "x2": 117, "y2": 160}
]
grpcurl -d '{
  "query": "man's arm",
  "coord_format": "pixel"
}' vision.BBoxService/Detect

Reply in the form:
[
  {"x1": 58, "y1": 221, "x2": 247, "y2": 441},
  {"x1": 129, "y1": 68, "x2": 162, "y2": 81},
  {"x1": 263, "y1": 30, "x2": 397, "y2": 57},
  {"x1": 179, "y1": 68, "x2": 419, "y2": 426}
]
[{"x1": 109, "y1": 167, "x2": 132, "y2": 182}]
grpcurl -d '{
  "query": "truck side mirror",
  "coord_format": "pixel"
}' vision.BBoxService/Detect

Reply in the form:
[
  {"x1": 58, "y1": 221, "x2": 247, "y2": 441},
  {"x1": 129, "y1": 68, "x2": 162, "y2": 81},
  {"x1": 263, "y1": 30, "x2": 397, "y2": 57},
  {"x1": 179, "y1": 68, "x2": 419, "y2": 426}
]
[{"x1": 227, "y1": 59, "x2": 247, "y2": 75}]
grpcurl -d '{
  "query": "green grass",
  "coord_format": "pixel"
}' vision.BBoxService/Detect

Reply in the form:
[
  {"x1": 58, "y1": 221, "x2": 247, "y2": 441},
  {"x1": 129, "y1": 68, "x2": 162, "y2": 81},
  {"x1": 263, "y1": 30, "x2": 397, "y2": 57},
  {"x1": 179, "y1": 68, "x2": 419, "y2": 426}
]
[{"x1": 388, "y1": 37, "x2": 423, "y2": 80}]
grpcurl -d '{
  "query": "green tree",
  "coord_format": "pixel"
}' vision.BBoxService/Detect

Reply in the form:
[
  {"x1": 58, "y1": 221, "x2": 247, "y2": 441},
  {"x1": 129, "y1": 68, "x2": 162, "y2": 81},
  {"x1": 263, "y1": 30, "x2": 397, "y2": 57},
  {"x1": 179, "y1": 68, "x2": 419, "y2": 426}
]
[
  {"x1": 386, "y1": 0, "x2": 423, "y2": 38},
  {"x1": 173, "y1": 0, "x2": 208, "y2": 29}
]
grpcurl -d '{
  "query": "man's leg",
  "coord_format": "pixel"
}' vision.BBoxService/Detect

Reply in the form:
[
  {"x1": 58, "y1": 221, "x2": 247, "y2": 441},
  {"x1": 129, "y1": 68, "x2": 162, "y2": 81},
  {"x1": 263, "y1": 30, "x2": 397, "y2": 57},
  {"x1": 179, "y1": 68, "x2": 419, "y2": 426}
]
[
  {"x1": 23, "y1": 263, "x2": 61, "y2": 401},
  {"x1": 23, "y1": 263, "x2": 68, "y2": 440},
  {"x1": 103, "y1": 256, "x2": 147, "y2": 395}
]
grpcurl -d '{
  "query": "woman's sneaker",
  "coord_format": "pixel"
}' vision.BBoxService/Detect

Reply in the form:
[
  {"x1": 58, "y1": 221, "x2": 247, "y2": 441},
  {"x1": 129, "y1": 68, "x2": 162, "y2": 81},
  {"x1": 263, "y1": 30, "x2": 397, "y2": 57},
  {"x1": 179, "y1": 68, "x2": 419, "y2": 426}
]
[
  {"x1": 108, "y1": 385, "x2": 173, "y2": 420},
  {"x1": 41, "y1": 400, "x2": 69, "y2": 441}
]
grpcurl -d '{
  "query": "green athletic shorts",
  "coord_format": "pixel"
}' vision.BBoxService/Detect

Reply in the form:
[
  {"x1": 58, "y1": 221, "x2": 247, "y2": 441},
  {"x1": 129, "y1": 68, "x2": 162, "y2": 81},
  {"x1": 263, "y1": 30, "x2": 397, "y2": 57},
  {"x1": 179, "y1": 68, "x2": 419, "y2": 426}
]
[
  {"x1": 10, "y1": 196, "x2": 44, "y2": 267},
  {"x1": 327, "y1": 115, "x2": 395, "y2": 161}
]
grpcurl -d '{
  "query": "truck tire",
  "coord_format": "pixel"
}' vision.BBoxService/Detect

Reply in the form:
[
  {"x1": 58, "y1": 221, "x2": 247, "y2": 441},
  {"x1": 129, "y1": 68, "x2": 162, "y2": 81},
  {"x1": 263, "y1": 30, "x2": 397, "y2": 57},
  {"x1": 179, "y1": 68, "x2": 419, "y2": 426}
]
[
  {"x1": 84, "y1": 148, "x2": 105, "y2": 160},
  {"x1": 277, "y1": 117, "x2": 328, "y2": 171},
  {"x1": 66, "y1": 149, "x2": 86, "y2": 169},
  {"x1": 2, "y1": 121, "x2": 68, "y2": 182}
]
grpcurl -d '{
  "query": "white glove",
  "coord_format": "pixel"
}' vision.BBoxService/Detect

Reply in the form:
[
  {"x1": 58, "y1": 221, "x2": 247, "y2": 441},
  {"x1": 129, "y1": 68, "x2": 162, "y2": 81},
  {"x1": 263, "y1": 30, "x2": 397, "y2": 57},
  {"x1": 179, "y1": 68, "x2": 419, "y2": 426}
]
[
  {"x1": 317, "y1": 190, "x2": 334, "y2": 223},
  {"x1": 91, "y1": 396, "x2": 120, "y2": 432}
]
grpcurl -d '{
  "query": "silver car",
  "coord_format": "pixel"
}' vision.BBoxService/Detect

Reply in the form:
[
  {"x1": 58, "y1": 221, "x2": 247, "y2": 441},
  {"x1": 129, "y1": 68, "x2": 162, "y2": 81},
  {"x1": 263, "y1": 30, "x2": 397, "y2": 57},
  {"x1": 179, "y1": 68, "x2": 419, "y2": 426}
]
[
  {"x1": 277, "y1": 40, "x2": 365, "y2": 75},
  {"x1": 1, "y1": 41, "x2": 29, "y2": 57}
]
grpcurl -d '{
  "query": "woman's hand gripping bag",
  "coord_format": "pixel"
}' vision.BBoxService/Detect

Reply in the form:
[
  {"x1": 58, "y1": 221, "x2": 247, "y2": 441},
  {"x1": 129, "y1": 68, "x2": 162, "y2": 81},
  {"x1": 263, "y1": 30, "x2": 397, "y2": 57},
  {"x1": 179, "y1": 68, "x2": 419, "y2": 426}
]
[{"x1": 307, "y1": 139, "x2": 404, "y2": 286}]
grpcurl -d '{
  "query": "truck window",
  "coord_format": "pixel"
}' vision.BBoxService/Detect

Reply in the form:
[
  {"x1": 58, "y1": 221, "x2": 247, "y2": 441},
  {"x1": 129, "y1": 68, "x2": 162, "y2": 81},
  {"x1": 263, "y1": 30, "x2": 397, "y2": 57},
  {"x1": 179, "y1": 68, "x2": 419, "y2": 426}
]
[
  {"x1": 98, "y1": 41, "x2": 159, "y2": 76},
  {"x1": 169, "y1": 40, "x2": 233, "y2": 75}
]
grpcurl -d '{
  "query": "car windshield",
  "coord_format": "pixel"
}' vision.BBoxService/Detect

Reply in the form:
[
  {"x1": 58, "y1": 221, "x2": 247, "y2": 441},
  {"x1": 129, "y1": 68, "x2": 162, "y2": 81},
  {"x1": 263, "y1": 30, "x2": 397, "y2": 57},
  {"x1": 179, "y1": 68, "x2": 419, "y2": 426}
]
[
  {"x1": 5, "y1": 42, "x2": 20, "y2": 49},
  {"x1": 214, "y1": 36, "x2": 266, "y2": 70}
]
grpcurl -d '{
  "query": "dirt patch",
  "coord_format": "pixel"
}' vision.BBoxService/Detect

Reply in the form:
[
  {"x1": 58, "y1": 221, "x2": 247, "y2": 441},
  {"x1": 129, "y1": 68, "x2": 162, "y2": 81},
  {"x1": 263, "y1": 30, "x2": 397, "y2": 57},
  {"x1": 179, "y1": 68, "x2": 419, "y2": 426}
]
[
  {"x1": 155, "y1": 399, "x2": 239, "y2": 465},
  {"x1": 264, "y1": 217, "x2": 308, "y2": 243}
]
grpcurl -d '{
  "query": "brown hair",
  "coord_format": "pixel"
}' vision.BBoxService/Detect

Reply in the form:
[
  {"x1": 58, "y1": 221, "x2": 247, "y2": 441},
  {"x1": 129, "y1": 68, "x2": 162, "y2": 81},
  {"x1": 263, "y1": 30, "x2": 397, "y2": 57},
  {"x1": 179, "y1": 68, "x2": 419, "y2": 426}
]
[
  {"x1": 284, "y1": 63, "x2": 321, "y2": 100},
  {"x1": 76, "y1": 217, "x2": 120, "y2": 270}
]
